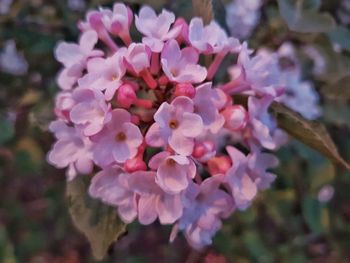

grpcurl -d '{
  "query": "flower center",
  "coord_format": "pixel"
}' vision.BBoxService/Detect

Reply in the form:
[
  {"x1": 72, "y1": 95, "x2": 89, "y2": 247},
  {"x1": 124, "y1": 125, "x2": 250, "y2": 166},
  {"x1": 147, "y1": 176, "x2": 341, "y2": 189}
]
[
  {"x1": 166, "y1": 158, "x2": 176, "y2": 166},
  {"x1": 168, "y1": 119, "x2": 179, "y2": 129},
  {"x1": 111, "y1": 74, "x2": 118, "y2": 81},
  {"x1": 171, "y1": 68, "x2": 179, "y2": 77},
  {"x1": 115, "y1": 132, "x2": 126, "y2": 142}
]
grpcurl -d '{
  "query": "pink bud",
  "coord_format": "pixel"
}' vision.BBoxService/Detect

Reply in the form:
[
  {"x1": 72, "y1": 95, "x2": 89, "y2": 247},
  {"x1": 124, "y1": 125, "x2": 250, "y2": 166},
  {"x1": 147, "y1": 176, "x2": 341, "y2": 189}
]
[
  {"x1": 158, "y1": 75, "x2": 169, "y2": 86},
  {"x1": 222, "y1": 105, "x2": 248, "y2": 131},
  {"x1": 124, "y1": 157, "x2": 147, "y2": 172},
  {"x1": 192, "y1": 141, "x2": 215, "y2": 159},
  {"x1": 207, "y1": 156, "x2": 231, "y2": 176},
  {"x1": 117, "y1": 83, "x2": 137, "y2": 108},
  {"x1": 174, "y1": 17, "x2": 189, "y2": 45},
  {"x1": 174, "y1": 83, "x2": 196, "y2": 98}
]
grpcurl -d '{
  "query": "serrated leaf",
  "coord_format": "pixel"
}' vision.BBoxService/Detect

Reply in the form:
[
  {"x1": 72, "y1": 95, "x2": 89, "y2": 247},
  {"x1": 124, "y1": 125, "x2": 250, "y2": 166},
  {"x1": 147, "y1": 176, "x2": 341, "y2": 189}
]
[
  {"x1": 66, "y1": 177, "x2": 126, "y2": 261},
  {"x1": 322, "y1": 75, "x2": 350, "y2": 100},
  {"x1": 192, "y1": 0, "x2": 213, "y2": 24},
  {"x1": 277, "y1": 0, "x2": 336, "y2": 33},
  {"x1": 271, "y1": 102, "x2": 350, "y2": 170}
]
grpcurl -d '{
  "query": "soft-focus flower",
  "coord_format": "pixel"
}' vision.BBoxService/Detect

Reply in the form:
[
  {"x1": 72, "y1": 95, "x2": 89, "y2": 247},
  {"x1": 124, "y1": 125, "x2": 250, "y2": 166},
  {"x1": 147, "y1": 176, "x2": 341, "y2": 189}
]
[
  {"x1": 0, "y1": 40, "x2": 28, "y2": 75},
  {"x1": 161, "y1": 39, "x2": 207, "y2": 83},
  {"x1": 189, "y1": 18, "x2": 239, "y2": 54},
  {"x1": 0, "y1": 0, "x2": 12, "y2": 15},
  {"x1": 176, "y1": 177, "x2": 234, "y2": 249},
  {"x1": 146, "y1": 96, "x2": 203, "y2": 156},
  {"x1": 135, "y1": 6, "x2": 182, "y2": 52},
  {"x1": 225, "y1": 0, "x2": 262, "y2": 39}
]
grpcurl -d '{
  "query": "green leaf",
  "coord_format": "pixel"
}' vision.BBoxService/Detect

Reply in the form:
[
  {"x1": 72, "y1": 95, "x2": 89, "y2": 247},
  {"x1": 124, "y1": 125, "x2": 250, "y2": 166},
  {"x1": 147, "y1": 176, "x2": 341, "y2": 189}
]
[
  {"x1": 277, "y1": 0, "x2": 336, "y2": 33},
  {"x1": 302, "y1": 196, "x2": 323, "y2": 233},
  {"x1": 322, "y1": 75, "x2": 350, "y2": 100},
  {"x1": 0, "y1": 117, "x2": 14, "y2": 145},
  {"x1": 271, "y1": 102, "x2": 350, "y2": 170},
  {"x1": 192, "y1": 0, "x2": 213, "y2": 24},
  {"x1": 66, "y1": 177, "x2": 126, "y2": 261},
  {"x1": 327, "y1": 26, "x2": 350, "y2": 52}
]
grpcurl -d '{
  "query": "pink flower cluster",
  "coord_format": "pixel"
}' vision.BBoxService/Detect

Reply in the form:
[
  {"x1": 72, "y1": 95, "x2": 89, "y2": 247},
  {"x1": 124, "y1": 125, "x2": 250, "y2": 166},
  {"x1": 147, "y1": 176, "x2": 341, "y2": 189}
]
[{"x1": 48, "y1": 3, "x2": 288, "y2": 249}]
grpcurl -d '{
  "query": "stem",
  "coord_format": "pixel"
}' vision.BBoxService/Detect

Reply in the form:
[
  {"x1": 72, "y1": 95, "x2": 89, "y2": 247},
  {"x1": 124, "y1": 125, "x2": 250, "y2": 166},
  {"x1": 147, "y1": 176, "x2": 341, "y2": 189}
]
[
  {"x1": 150, "y1": 52, "x2": 160, "y2": 75},
  {"x1": 206, "y1": 51, "x2": 227, "y2": 80},
  {"x1": 140, "y1": 69, "x2": 157, "y2": 89}
]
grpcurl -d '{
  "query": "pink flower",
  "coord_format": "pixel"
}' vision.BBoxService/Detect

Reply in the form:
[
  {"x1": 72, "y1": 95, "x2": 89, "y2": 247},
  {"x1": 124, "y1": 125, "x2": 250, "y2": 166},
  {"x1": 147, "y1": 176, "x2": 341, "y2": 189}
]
[
  {"x1": 92, "y1": 109, "x2": 143, "y2": 166},
  {"x1": 55, "y1": 30, "x2": 103, "y2": 90},
  {"x1": 175, "y1": 177, "x2": 233, "y2": 249},
  {"x1": 145, "y1": 96, "x2": 204, "y2": 156},
  {"x1": 161, "y1": 39, "x2": 207, "y2": 83},
  {"x1": 78, "y1": 48, "x2": 126, "y2": 100},
  {"x1": 47, "y1": 120, "x2": 93, "y2": 181},
  {"x1": 89, "y1": 166, "x2": 137, "y2": 223},
  {"x1": 135, "y1": 6, "x2": 182, "y2": 52},
  {"x1": 101, "y1": 3, "x2": 133, "y2": 45},
  {"x1": 222, "y1": 105, "x2": 248, "y2": 131},
  {"x1": 128, "y1": 171, "x2": 183, "y2": 224},
  {"x1": 69, "y1": 88, "x2": 111, "y2": 136},
  {"x1": 193, "y1": 82, "x2": 225, "y2": 133},
  {"x1": 225, "y1": 146, "x2": 257, "y2": 210},
  {"x1": 189, "y1": 18, "x2": 240, "y2": 54},
  {"x1": 248, "y1": 96, "x2": 288, "y2": 150},
  {"x1": 149, "y1": 151, "x2": 196, "y2": 194},
  {"x1": 124, "y1": 43, "x2": 151, "y2": 74},
  {"x1": 237, "y1": 43, "x2": 284, "y2": 97},
  {"x1": 54, "y1": 91, "x2": 75, "y2": 122}
]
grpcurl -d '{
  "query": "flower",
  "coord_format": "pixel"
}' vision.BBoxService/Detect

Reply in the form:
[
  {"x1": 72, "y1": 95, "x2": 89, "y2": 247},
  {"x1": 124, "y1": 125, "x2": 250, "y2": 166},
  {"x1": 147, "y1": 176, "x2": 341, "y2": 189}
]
[
  {"x1": 189, "y1": 17, "x2": 239, "y2": 54},
  {"x1": 161, "y1": 39, "x2": 207, "y2": 83},
  {"x1": 47, "y1": 120, "x2": 93, "y2": 181},
  {"x1": 146, "y1": 96, "x2": 204, "y2": 156},
  {"x1": 69, "y1": 88, "x2": 111, "y2": 136},
  {"x1": 149, "y1": 151, "x2": 196, "y2": 194},
  {"x1": 78, "y1": 48, "x2": 126, "y2": 100},
  {"x1": 92, "y1": 108, "x2": 143, "y2": 166},
  {"x1": 135, "y1": 6, "x2": 182, "y2": 52},
  {"x1": 89, "y1": 166, "x2": 137, "y2": 223}
]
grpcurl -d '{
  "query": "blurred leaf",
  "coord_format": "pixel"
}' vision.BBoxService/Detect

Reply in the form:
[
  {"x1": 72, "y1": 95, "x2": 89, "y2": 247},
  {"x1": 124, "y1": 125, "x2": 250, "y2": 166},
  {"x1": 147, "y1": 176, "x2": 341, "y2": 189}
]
[
  {"x1": 271, "y1": 102, "x2": 350, "y2": 170},
  {"x1": 0, "y1": 117, "x2": 14, "y2": 145},
  {"x1": 18, "y1": 90, "x2": 42, "y2": 107},
  {"x1": 277, "y1": 0, "x2": 336, "y2": 33},
  {"x1": 327, "y1": 26, "x2": 350, "y2": 52},
  {"x1": 66, "y1": 176, "x2": 126, "y2": 261},
  {"x1": 322, "y1": 75, "x2": 350, "y2": 100},
  {"x1": 192, "y1": 0, "x2": 213, "y2": 24},
  {"x1": 15, "y1": 137, "x2": 44, "y2": 166},
  {"x1": 0, "y1": 225, "x2": 17, "y2": 263},
  {"x1": 302, "y1": 196, "x2": 323, "y2": 233},
  {"x1": 122, "y1": 0, "x2": 167, "y2": 10}
]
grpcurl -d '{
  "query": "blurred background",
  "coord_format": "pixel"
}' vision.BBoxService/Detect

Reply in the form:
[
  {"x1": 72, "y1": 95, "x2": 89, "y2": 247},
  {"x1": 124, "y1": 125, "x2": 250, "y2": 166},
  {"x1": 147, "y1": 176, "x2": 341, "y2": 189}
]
[{"x1": 0, "y1": 0, "x2": 350, "y2": 262}]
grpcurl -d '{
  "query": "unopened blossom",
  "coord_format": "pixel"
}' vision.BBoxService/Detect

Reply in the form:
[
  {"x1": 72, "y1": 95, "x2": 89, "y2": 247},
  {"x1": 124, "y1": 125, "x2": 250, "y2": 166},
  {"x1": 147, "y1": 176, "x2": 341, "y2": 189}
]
[
  {"x1": 135, "y1": 6, "x2": 182, "y2": 52},
  {"x1": 70, "y1": 88, "x2": 111, "y2": 136},
  {"x1": 89, "y1": 166, "x2": 137, "y2": 223},
  {"x1": 92, "y1": 109, "x2": 143, "y2": 166},
  {"x1": 54, "y1": 91, "x2": 75, "y2": 121},
  {"x1": 146, "y1": 96, "x2": 203, "y2": 156},
  {"x1": 149, "y1": 151, "x2": 196, "y2": 194},
  {"x1": 47, "y1": 120, "x2": 93, "y2": 181},
  {"x1": 161, "y1": 39, "x2": 207, "y2": 83}
]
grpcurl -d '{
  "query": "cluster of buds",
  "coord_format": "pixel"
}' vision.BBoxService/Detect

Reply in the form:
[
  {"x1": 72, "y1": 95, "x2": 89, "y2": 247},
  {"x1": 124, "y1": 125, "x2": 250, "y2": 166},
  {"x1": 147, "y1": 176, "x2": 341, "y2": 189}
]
[{"x1": 48, "y1": 3, "x2": 288, "y2": 249}]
